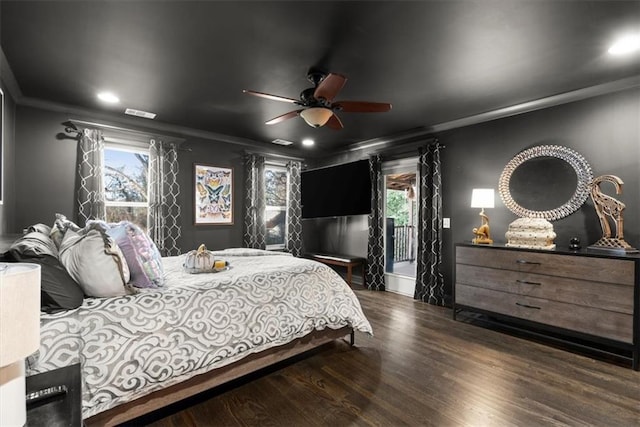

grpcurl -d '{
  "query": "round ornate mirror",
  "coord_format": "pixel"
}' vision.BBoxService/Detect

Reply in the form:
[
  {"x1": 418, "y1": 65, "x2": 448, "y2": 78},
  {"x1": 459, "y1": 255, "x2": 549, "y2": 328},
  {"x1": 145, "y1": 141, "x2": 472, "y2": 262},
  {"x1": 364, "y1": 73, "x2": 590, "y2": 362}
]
[{"x1": 498, "y1": 145, "x2": 593, "y2": 221}]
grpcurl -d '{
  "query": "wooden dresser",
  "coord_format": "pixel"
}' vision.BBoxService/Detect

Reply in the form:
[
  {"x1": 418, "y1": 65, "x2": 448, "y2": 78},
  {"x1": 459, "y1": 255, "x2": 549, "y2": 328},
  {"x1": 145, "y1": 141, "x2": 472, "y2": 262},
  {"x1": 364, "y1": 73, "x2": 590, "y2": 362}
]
[{"x1": 454, "y1": 243, "x2": 639, "y2": 370}]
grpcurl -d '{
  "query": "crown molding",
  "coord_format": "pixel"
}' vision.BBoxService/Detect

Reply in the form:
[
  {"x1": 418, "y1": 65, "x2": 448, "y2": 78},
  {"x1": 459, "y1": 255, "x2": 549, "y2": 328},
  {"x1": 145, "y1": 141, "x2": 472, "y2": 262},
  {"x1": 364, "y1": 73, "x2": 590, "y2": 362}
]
[
  {"x1": 343, "y1": 75, "x2": 640, "y2": 154},
  {"x1": 19, "y1": 96, "x2": 261, "y2": 147},
  {"x1": 0, "y1": 46, "x2": 23, "y2": 101},
  {"x1": 17, "y1": 96, "x2": 310, "y2": 159},
  {"x1": 12, "y1": 73, "x2": 640, "y2": 159}
]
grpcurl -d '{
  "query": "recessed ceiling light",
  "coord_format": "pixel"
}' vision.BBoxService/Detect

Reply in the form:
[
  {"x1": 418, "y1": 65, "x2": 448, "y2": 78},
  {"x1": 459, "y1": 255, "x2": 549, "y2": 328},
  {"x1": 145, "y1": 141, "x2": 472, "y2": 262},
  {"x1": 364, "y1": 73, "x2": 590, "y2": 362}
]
[
  {"x1": 97, "y1": 91, "x2": 120, "y2": 104},
  {"x1": 302, "y1": 138, "x2": 315, "y2": 147},
  {"x1": 608, "y1": 34, "x2": 640, "y2": 55}
]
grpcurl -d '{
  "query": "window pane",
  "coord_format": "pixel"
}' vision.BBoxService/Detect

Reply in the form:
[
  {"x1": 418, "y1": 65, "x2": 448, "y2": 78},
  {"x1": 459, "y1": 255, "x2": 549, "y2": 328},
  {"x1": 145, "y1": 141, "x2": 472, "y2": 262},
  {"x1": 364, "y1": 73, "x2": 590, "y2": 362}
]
[
  {"x1": 266, "y1": 209, "x2": 286, "y2": 246},
  {"x1": 104, "y1": 149, "x2": 149, "y2": 203},
  {"x1": 106, "y1": 206, "x2": 148, "y2": 231},
  {"x1": 265, "y1": 169, "x2": 287, "y2": 207}
]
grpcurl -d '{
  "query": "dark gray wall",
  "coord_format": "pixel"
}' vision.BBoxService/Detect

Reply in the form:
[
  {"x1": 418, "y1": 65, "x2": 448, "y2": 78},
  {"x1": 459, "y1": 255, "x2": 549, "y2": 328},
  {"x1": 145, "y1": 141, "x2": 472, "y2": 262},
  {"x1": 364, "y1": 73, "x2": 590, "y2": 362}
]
[
  {"x1": 10, "y1": 105, "x2": 256, "y2": 251},
  {"x1": 14, "y1": 106, "x2": 78, "y2": 229},
  {"x1": 178, "y1": 138, "x2": 246, "y2": 251},
  {"x1": 439, "y1": 88, "x2": 640, "y2": 301},
  {"x1": 305, "y1": 87, "x2": 640, "y2": 303},
  {"x1": 8, "y1": 88, "x2": 640, "y2": 299}
]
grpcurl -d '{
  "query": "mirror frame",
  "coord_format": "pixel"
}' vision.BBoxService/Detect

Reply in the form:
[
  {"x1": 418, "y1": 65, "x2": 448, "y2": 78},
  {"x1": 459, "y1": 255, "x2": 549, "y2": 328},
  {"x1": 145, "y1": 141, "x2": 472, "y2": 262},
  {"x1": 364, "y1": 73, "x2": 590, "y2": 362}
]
[{"x1": 498, "y1": 145, "x2": 593, "y2": 221}]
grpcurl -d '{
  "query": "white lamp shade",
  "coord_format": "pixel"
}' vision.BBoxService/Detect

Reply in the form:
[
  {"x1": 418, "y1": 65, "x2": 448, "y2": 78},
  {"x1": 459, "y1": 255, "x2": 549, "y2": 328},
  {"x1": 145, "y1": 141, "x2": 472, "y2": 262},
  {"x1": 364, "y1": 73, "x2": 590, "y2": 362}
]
[
  {"x1": 300, "y1": 107, "x2": 333, "y2": 127},
  {"x1": 471, "y1": 188, "x2": 495, "y2": 209},
  {"x1": 0, "y1": 263, "x2": 41, "y2": 367}
]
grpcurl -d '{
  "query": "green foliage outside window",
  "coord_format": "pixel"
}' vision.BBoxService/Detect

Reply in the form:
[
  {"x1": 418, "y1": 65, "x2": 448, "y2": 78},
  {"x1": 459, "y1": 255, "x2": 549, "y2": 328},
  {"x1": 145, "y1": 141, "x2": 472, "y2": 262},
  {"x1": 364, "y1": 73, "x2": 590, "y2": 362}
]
[{"x1": 386, "y1": 189, "x2": 410, "y2": 225}]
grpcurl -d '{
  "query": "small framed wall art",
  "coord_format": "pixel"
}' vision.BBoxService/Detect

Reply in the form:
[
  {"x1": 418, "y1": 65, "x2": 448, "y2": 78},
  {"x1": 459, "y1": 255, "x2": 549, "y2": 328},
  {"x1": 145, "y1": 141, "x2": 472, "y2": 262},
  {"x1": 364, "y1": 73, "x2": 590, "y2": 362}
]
[{"x1": 194, "y1": 163, "x2": 233, "y2": 225}]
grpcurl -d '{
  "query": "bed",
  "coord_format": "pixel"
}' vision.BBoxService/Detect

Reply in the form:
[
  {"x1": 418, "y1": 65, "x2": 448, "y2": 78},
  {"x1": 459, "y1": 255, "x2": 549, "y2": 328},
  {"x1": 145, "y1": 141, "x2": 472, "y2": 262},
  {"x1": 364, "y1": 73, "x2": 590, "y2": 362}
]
[{"x1": 6, "y1": 224, "x2": 372, "y2": 426}]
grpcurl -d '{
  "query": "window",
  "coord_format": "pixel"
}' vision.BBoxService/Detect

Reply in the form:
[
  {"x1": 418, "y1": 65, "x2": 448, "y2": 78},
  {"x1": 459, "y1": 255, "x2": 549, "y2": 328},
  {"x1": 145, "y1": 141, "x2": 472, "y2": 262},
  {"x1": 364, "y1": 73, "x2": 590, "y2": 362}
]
[
  {"x1": 103, "y1": 144, "x2": 149, "y2": 230},
  {"x1": 264, "y1": 165, "x2": 288, "y2": 250}
]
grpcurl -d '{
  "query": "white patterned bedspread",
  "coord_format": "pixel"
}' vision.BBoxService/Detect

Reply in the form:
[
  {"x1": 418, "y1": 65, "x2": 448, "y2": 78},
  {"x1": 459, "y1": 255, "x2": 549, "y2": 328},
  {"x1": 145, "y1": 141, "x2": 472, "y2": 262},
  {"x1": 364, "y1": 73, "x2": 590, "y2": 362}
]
[{"x1": 29, "y1": 249, "x2": 373, "y2": 419}]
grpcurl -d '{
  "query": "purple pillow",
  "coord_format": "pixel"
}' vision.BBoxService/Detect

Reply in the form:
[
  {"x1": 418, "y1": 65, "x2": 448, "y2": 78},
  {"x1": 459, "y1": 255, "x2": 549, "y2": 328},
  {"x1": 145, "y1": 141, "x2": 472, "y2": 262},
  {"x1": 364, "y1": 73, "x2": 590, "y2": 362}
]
[{"x1": 106, "y1": 222, "x2": 164, "y2": 288}]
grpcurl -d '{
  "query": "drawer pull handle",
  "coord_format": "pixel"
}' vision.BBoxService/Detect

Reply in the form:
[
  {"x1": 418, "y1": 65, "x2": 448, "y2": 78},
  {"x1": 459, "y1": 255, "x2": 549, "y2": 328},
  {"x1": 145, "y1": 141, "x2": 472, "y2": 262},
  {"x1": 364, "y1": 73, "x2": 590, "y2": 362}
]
[
  {"x1": 516, "y1": 259, "x2": 541, "y2": 265},
  {"x1": 515, "y1": 302, "x2": 541, "y2": 310},
  {"x1": 516, "y1": 279, "x2": 541, "y2": 286}
]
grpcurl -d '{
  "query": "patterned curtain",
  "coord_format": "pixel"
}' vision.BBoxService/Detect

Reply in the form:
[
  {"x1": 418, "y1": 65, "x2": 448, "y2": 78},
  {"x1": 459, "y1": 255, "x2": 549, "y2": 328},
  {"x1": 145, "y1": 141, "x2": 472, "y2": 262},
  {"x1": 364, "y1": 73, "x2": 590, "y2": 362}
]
[
  {"x1": 148, "y1": 139, "x2": 182, "y2": 256},
  {"x1": 76, "y1": 128, "x2": 106, "y2": 226},
  {"x1": 414, "y1": 142, "x2": 445, "y2": 305},
  {"x1": 366, "y1": 154, "x2": 385, "y2": 291},
  {"x1": 243, "y1": 154, "x2": 266, "y2": 249},
  {"x1": 286, "y1": 161, "x2": 303, "y2": 257}
]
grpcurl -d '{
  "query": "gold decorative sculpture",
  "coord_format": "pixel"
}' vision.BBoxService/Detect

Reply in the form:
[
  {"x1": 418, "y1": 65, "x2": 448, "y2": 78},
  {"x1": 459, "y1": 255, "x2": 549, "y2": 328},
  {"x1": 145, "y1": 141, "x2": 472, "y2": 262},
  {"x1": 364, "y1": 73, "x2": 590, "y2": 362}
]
[
  {"x1": 588, "y1": 174, "x2": 638, "y2": 254},
  {"x1": 472, "y1": 211, "x2": 493, "y2": 244},
  {"x1": 471, "y1": 188, "x2": 494, "y2": 244}
]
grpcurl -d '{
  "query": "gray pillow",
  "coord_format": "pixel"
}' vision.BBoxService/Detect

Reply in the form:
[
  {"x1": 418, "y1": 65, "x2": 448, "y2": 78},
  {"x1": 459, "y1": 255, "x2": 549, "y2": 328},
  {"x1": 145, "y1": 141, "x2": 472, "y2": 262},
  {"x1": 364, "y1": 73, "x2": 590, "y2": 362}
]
[
  {"x1": 9, "y1": 230, "x2": 58, "y2": 258},
  {"x1": 59, "y1": 229, "x2": 131, "y2": 298},
  {"x1": 27, "y1": 223, "x2": 52, "y2": 235},
  {"x1": 3, "y1": 251, "x2": 84, "y2": 313},
  {"x1": 50, "y1": 213, "x2": 81, "y2": 249}
]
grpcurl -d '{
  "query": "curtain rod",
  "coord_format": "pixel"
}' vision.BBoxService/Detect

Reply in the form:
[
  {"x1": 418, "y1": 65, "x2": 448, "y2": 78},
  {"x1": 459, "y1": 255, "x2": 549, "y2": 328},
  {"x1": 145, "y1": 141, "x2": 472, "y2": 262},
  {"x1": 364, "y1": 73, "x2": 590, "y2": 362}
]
[
  {"x1": 244, "y1": 149, "x2": 305, "y2": 162},
  {"x1": 67, "y1": 119, "x2": 185, "y2": 144}
]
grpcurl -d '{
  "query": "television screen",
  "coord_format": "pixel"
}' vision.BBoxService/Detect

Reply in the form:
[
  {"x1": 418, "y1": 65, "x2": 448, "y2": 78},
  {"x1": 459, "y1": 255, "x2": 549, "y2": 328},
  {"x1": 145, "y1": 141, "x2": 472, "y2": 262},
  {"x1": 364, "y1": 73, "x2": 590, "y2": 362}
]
[{"x1": 301, "y1": 159, "x2": 372, "y2": 219}]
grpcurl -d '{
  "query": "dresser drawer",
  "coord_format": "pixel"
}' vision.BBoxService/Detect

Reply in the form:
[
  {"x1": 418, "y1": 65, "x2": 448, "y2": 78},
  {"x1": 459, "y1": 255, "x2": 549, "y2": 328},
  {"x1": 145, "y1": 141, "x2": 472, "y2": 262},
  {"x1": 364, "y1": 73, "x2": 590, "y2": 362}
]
[
  {"x1": 456, "y1": 284, "x2": 633, "y2": 343},
  {"x1": 456, "y1": 246, "x2": 635, "y2": 285},
  {"x1": 456, "y1": 264, "x2": 634, "y2": 314}
]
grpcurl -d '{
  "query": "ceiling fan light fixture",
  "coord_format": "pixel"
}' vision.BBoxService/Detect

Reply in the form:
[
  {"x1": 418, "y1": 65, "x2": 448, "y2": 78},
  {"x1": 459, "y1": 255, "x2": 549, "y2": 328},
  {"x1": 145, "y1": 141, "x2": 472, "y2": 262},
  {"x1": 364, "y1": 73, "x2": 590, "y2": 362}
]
[{"x1": 300, "y1": 107, "x2": 333, "y2": 128}]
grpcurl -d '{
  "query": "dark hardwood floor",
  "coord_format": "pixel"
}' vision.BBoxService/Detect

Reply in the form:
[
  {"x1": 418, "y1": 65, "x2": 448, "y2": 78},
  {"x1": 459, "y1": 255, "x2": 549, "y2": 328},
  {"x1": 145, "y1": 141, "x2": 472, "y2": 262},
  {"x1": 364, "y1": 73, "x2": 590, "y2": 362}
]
[{"x1": 134, "y1": 289, "x2": 639, "y2": 426}]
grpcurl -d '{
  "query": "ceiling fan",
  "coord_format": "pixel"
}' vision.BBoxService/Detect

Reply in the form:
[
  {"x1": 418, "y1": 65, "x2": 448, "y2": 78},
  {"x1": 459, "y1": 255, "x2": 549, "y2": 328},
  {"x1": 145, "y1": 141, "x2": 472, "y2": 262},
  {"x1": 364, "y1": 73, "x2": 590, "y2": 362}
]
[{"x1": 243, "y1": 68, "x2": 392, "y2": 129}]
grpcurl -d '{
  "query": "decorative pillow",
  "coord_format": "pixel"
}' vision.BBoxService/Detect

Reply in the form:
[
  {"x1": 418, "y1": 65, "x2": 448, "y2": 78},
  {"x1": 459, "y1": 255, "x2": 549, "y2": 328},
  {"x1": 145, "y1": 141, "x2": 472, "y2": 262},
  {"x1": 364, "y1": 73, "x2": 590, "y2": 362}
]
[
  {"x1": 50, "y1": 213, "x2": 82, "y2": 249},
  {"x1": 27, "y1": 223, "x2": 52, "y2": 236},
  {"x1": 9, "y1": 230, "x2": 58, "y2": 259},
  {"x1": 183, "y1": 244, "x2": 229, "y2": 274},
  {"x1": 58, "y1": 229, "x2": 131, "y2": 297},
  {"x1": 105, "y1": 221, "x2": 164, "y2": 288},
  {"x1": 3, "y1": 250, "x2": 84, "y2": 313}
]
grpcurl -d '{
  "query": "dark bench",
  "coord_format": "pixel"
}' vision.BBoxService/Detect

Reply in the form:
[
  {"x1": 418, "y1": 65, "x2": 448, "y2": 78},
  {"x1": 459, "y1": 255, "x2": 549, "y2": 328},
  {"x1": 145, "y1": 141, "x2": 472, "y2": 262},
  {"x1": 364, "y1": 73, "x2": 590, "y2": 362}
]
[{"x1": 305, "y1": 253, "x2": 367, "y2": 288}]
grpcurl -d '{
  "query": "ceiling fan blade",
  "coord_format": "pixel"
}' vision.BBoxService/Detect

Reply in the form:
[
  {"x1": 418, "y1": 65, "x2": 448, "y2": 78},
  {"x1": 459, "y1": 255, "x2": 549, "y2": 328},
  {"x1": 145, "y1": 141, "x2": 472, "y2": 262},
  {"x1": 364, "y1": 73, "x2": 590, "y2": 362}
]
[
  {"x1": 265, "y1": 110, "x2": 304, "y2": 125},
  {"x1": 313, "y1": 73, "x2": 347, "y2": 102},
  {"x1": 333, "y1": 101, "x2": 392, "y2": 113},
  {"x1": 243, "y1": 90, "x2": 299, "y2": 104},
  {"x1": 326, "y1": 113, "x2": 344, "y2": 130}
]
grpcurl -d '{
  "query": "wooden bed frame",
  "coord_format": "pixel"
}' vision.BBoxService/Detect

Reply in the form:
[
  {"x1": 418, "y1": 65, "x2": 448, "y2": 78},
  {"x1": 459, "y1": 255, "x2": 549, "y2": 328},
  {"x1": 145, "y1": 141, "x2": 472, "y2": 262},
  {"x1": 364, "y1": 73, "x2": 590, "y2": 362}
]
[{"x1": 84, "y1": 326, "x2": 354, "y2": 426}]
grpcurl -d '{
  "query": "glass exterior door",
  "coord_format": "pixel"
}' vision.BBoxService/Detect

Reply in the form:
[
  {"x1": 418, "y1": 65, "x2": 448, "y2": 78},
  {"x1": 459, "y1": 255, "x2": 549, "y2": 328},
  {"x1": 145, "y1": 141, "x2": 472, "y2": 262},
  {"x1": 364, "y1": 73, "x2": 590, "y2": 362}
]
[{"x1": 384, "y1": 171, "x2": 417, "y2": 279}]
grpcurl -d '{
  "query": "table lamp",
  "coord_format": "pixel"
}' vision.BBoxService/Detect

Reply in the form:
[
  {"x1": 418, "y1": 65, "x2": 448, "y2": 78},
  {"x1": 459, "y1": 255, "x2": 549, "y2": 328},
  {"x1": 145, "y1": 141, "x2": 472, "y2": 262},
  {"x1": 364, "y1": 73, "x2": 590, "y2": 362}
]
[
  {"x1": 471, "y1": 188, "x2": 495, "y2": 244},
  {"x1": 0, "y1": 263, "x2": 41, "y2": 427}
]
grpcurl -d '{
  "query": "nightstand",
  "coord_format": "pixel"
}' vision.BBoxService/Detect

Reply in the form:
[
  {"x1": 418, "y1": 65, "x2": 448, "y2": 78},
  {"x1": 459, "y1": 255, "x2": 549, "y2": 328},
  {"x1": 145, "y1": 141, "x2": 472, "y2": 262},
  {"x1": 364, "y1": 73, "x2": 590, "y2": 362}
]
[{"x1": 26, "y1": 364, "x2": 83, "y2": 427}]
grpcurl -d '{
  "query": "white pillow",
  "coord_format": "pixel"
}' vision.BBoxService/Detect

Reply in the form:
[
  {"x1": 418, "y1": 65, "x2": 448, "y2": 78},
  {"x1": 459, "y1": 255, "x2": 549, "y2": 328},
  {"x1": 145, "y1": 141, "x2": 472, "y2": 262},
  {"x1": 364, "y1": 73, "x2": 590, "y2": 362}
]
[{"x1": 59, "y1": 229, "x2": 131, "y2": 297}]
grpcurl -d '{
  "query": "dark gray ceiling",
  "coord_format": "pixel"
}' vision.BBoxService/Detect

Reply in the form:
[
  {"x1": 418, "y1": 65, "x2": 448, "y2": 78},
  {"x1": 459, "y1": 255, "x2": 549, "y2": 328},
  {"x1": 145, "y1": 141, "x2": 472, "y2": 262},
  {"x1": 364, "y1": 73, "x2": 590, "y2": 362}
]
[{"x1": 2, "y1": 1, "x2": 639, "y2": 155}]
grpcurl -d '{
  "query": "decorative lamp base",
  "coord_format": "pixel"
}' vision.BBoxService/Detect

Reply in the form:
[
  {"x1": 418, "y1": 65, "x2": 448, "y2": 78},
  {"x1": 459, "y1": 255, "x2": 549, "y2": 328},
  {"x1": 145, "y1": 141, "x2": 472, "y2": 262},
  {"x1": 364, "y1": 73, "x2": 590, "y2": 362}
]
[{"x1": 472, "y1": 237, "x2": 493, "y2": 244}]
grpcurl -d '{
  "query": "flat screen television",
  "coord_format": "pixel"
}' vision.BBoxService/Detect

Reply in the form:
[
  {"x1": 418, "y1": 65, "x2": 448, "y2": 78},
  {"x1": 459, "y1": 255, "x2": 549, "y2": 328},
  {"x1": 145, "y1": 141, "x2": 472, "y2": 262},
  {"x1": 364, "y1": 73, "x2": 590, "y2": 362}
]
[{"x1": 301, "y1": 159, "x2": 372, "y2": 219}]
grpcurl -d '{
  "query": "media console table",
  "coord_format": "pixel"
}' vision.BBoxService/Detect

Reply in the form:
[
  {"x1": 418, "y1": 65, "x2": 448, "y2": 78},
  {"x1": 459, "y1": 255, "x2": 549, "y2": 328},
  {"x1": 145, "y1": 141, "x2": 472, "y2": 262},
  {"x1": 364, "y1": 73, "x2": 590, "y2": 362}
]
[
  {"x1": 454, "y1": 243, "x2": 639, "y2": 370},
  {"x1": 306, "y1": 253, "x2": 367, "y2": 288}
]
